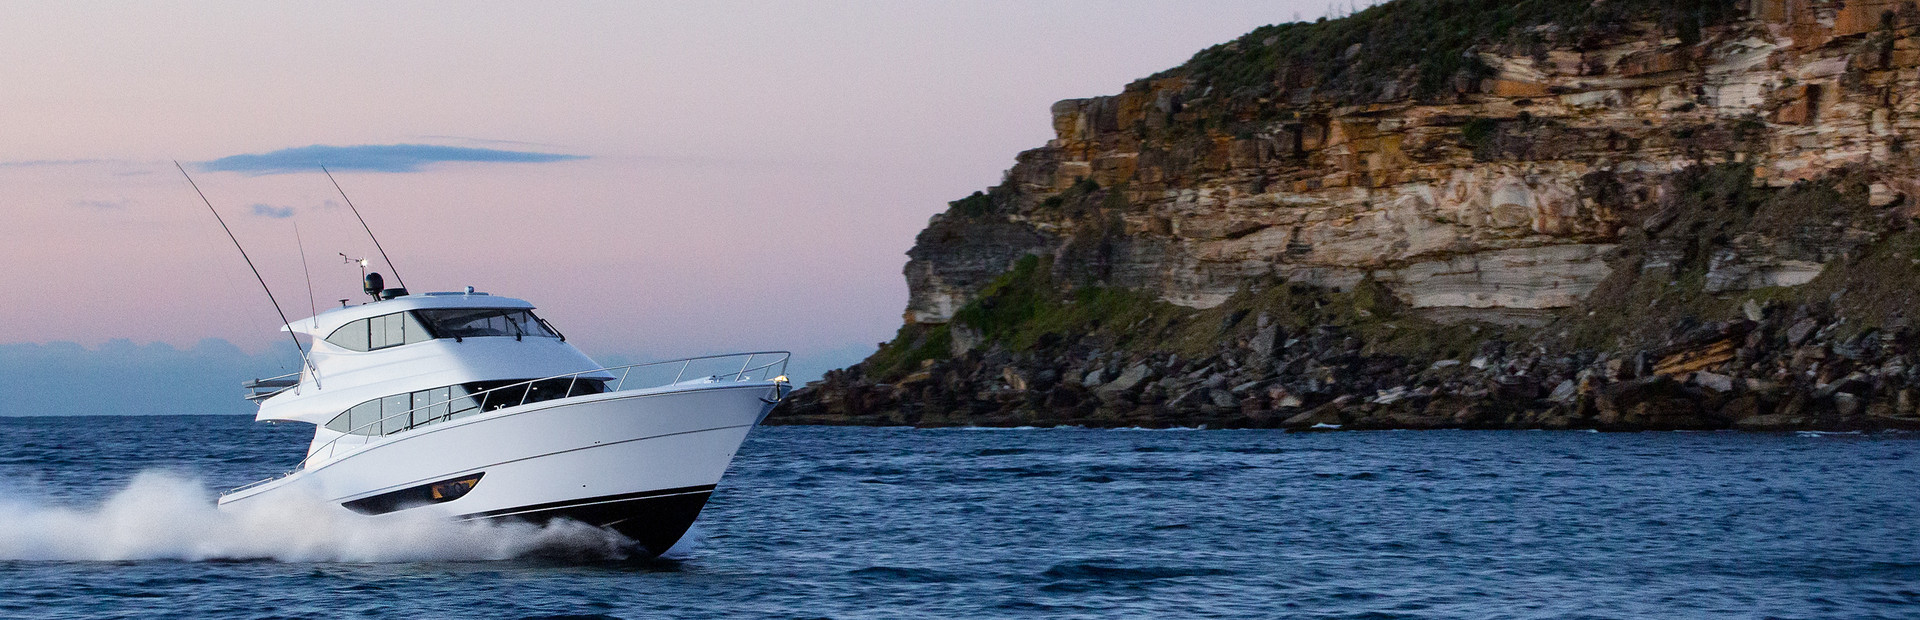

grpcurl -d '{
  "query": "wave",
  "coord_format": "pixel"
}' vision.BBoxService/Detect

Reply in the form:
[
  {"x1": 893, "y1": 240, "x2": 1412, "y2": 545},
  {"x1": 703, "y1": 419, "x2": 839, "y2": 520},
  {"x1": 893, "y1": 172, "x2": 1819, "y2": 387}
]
[
  {"x1": 847, "y1": 565, "x2": 963, "y2": 583},
  {"x1": 1039, "y1": 560, "x2": 1233, "y2": 581},
  {"x1": 0, "y1": 471, "x2": 638, "y2": 562}
]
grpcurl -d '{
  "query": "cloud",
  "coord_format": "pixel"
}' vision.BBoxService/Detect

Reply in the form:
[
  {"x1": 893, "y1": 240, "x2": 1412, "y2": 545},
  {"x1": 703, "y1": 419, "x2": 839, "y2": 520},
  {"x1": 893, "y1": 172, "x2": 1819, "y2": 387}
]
[
  {"x1": 73, "y1": 198, "x2": 129, "y2": 210},
  {"x1": 250, "y1": 204, "x2": 295, "y2": 219},
  {"x1": 199, "y1": 144, "x2": 587, "y2": 174}
]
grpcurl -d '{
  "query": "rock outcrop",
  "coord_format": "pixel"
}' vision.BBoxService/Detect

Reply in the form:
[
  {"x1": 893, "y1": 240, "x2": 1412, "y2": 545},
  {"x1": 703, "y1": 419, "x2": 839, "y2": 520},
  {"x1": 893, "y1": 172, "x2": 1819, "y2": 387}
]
[{"x1": 780, "y1": 0, "x2": 1920, "y2": 431}]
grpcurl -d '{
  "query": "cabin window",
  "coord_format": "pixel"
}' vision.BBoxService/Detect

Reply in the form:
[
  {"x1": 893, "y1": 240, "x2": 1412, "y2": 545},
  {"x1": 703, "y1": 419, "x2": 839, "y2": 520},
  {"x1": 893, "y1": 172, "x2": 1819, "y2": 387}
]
[
  {"x1": 325, "y1": 399, "x2": 383, "y2": 435},
  {"x1": 446, "y1": 384, "x2": 484, "y2": 421},
  {"x1": 462, "y1": 377, "x2": 608, "y2": 411},
  {"x1": 415, "y1": 386, "x2": 450, "y2": 428},
  {"x1": 416, "y1": 308, "x2": 559, "y2": 340},
  {"x1": 326, "y1": 320, "x2": 370, "y2": 351},
  {"x1": 324, "y1": 312, "x2": 434, "y2": 352},
  {"x1": 320, "y1": 379, "x2": 603, "y2": 438},
  {"x1": 381, "y1": 393, "x2": 412, "y2": 435}
]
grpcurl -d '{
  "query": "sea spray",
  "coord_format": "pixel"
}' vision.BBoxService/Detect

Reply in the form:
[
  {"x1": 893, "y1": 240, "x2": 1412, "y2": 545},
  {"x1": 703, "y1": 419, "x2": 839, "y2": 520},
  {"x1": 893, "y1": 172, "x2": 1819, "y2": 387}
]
[
  {"x1": 657, "y1": 523, "x2": 706, "y2": 560},
  {"x1": 0, "y1": 471, "x2": 635, "y2": 562}
]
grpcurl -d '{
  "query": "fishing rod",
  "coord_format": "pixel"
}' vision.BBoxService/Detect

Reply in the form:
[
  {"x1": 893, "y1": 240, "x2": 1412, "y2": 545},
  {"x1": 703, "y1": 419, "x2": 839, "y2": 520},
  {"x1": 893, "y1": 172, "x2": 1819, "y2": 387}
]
[
  {"x1": 321, "y1": 165, "x2": 406, "y2": 291},
  {"x1": 293, "y1": 219, "x2": 319, "y2": 328},
  {"x1": 174, "y1": 161, "x2": 316, "y2": 377}
]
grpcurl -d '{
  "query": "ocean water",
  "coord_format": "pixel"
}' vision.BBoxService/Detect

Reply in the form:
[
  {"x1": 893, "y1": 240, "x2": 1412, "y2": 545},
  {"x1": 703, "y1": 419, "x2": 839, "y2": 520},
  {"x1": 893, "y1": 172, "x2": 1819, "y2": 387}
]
[{"x1": 0, "y1": 416, "x2": 1914, "y2": 619}]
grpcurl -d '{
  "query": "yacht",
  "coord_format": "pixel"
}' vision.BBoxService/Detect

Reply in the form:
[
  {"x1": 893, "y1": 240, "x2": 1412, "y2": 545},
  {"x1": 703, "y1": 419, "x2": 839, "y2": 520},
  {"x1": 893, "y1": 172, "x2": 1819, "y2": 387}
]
[{"x1": 219, "y1": 279, "x2": 789, "y2": 556}]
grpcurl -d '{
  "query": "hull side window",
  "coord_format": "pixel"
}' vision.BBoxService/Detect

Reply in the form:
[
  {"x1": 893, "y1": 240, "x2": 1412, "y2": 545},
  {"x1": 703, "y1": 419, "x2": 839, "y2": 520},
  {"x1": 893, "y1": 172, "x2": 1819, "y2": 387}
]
[
  {"x1": 381, "y1": 393, "x2": 412, "y2": 435},
  {"x1": 321, "y1": 378, "x2": 611, "y2": 439}
]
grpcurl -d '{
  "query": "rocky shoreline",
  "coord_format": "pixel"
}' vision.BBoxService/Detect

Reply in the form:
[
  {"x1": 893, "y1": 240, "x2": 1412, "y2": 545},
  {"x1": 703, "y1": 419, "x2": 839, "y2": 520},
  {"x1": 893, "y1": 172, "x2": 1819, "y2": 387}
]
[{"x1": 775, "y1": 283, "x2": 1920, "y2": 432}]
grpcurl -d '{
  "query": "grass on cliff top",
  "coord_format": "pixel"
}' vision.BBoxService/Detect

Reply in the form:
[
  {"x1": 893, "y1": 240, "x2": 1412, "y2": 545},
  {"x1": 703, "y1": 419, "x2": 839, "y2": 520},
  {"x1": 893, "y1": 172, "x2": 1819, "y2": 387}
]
[{"x1": 1164, "y1": 0, "x2": 1741, "y2": 104}]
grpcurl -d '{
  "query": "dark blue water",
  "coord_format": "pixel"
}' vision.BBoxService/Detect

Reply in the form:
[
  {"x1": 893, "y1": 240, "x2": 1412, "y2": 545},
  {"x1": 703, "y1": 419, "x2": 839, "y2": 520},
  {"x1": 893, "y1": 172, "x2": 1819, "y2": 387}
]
[{"x1": 0, "y1": 416, "x2": 1915, "y2": 619}]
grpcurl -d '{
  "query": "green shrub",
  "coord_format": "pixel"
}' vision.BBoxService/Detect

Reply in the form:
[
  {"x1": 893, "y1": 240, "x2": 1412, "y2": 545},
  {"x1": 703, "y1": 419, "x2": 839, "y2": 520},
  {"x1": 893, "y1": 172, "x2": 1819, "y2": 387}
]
[
  {"x1": 948, "y1": 191, "x2": 993, "y2": 218},
  {"x1": 863, "y1": 323, "x2": 953, "y2": 381},
  {"x1": 1460, "y1": 117, "x2": 1499, "y2": 148},
  {"x1": 1166, "y1": 0, "x2": 1741, "y2": 105},
  {"x1": 952, "y1": 255, "x2": 1048, "y2": 340}
]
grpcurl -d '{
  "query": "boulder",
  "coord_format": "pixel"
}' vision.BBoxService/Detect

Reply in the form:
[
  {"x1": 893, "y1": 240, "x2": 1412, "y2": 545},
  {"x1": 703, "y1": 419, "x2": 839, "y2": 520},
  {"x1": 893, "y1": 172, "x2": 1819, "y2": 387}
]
[
  {"x1": 1692, "y1": 371, "x2": 1736, "y2": 393},
  {"x1": 1787, "y1": 318, "x2": 1820, "y2": 346},
  {"x1": 1548, "y1": 379, "x2": 1578, "y2": 403},
  {"x1": 1095, "y1": 363, "x2": 1155, "y2": 399},
  {"x1": 1001, "y1": 367, "x2": 1029, "y2": 392}
]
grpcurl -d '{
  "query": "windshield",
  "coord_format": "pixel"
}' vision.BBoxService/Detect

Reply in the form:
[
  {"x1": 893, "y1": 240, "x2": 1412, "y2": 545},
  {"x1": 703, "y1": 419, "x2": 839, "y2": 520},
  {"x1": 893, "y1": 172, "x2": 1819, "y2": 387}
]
[{"x1": 415, "y1": 308, "x2": 559, "y2": 339}]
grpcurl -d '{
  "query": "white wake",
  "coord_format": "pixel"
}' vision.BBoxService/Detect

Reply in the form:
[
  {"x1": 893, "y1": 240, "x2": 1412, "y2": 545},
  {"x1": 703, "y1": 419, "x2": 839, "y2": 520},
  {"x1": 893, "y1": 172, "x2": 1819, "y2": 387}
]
[{"x1": 0, "y1": 471, "x2": 641, "y2": 562}]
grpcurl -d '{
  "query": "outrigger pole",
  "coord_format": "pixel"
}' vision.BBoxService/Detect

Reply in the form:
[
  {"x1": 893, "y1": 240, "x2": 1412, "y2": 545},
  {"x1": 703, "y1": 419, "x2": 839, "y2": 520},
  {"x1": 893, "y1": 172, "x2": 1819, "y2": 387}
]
[
  {"x1": 174, "y1": 161, "x2": 316, "y2": 379},
  {"x1": 321, "y1": 165, "x2": 406, "y2": 291}
]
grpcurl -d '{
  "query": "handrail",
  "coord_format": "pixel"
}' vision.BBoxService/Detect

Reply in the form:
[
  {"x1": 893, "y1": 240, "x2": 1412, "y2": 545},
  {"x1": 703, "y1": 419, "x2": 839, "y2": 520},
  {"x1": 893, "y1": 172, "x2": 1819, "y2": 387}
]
[{"x1": 224, "y1": 350, "x2": 790, "y2": 496}]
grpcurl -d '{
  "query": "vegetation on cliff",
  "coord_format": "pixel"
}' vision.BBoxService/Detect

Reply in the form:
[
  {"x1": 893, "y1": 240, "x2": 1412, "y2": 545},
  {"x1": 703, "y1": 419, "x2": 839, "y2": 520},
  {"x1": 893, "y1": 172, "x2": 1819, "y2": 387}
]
[
  {"x1": 1167, "y1": 0, "x2": 1743, "y2": 104},
  {"x1": 936, "y1": 253, "x2": 1499, "y2": 369}
]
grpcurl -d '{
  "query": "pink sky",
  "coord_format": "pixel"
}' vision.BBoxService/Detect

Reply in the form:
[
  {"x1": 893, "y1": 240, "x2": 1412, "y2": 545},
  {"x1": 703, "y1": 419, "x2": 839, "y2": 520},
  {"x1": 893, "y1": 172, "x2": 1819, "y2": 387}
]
[{"x1": 0, "y1": 1, "x2": 1357, "y2": 378}]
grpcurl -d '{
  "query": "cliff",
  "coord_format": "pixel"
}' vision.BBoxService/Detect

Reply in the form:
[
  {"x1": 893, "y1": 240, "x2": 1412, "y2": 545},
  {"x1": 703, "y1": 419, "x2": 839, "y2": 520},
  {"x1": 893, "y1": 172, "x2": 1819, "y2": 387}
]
[{"x1": 779, "y1": 0, "x2": 1920, "y2": 431}]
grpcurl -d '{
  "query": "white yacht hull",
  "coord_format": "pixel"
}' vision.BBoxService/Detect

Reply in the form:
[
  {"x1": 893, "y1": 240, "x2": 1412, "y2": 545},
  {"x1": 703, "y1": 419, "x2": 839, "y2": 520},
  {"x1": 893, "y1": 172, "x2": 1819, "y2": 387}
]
[{"x1": 220, "y1": 380, "x2": 782, "y2": 555}]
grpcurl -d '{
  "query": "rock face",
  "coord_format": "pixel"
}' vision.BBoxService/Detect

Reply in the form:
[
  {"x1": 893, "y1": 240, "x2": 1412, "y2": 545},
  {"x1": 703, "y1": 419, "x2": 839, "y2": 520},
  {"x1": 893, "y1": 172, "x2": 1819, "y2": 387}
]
[{"x1": 783, "y1": 0, "x2": 1920, "y2": 431}]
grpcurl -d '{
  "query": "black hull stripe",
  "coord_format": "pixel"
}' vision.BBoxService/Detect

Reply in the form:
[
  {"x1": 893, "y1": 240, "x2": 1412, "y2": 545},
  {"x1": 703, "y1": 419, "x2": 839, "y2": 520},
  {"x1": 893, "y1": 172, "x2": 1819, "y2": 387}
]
[
  {"x1": 461, "y1": 489, "x2": 715, "y2": 555},
  {"x1": 454, "y1": 484, "x2": 717, "y2": 521}
]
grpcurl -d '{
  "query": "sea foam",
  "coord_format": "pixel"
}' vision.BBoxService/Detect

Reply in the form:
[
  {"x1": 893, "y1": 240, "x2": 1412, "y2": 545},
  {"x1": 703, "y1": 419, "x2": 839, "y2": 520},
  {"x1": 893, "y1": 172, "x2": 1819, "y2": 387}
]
[{"x1": 0, "y1": 471, "x2": 639, "y2": 562}]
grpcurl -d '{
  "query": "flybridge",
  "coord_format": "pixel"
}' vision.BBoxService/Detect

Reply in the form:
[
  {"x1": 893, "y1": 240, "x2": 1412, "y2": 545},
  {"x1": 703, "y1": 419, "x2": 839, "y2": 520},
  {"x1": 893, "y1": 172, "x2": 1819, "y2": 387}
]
[{"x1": 285, "y1": 291, "x2": 536, "y2": 338}]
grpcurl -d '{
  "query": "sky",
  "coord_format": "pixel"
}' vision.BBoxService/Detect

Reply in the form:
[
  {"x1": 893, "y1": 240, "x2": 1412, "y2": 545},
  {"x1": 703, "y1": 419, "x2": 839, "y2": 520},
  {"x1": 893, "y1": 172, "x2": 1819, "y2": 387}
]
[{"x1": 0, "y1": 1, "x2": 1363, "y2": 415}]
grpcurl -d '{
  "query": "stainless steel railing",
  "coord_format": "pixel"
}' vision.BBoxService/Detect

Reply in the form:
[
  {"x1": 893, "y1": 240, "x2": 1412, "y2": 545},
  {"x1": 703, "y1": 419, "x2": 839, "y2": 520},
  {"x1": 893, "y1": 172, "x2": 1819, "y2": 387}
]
[{"x1": 223, "y1": 351, "x2": 790, "y2": 496}]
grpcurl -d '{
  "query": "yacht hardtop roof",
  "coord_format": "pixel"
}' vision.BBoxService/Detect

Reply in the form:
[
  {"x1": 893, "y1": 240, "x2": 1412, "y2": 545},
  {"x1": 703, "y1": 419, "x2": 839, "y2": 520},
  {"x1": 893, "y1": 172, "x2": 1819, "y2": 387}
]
[{"x1": 284, "y1": 291, "x2": 536, "y2": 336}]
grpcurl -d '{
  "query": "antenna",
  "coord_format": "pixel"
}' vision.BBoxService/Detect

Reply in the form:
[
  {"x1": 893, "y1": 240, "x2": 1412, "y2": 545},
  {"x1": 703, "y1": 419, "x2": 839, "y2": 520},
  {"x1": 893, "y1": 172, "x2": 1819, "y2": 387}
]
[
  {"x1": 322, "y1": 165, "x2": 406, "y2": 291},
  {"x1": 174, "y1": 161, "x2": 315, "y2": 376},
  {"x1": 293, "y1": 219, "x2": 318, "y2": 328},
  {"x1": 341, "y1": 253, "x2": 367, "y2": 278}
]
